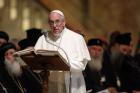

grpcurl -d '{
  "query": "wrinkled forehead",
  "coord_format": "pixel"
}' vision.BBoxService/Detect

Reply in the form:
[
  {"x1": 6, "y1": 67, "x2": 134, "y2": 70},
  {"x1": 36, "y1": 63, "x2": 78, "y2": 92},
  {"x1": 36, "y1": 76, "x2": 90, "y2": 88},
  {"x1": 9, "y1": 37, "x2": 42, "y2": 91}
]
[
  {"x1": 0, "y1": 38, "x2": 7, "y2": 46},
  {"x1": 49, "y1": 12, "x2": 64, "y2": 20},
  {"x1": 0, "y1": 38, "x2": 7, "y2": 42},
  {"x1": 49, "y1": 12, "x2": 61, "y2": 18},
  {"x1": 89, "y1": 45, "x2": 103, "y2": 50},
  {"x1": 119, "y1": 44, "x2": 131, "y2": 49},
  {"x1": 5, "y1": 48, "x2": 16, "y2": 54}
]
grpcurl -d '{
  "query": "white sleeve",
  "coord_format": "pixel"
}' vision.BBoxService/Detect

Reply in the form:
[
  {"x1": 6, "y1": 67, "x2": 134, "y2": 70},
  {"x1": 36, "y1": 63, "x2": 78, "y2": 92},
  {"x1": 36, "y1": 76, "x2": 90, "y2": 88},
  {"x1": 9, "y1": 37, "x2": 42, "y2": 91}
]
[
  {"x1": 69, "y1": 36, "x2": 91, "y2": 72},
  {"x1": 69, "y1": 58, "x2": 88, "y2": 72},
  {"x1": 34, "y1": 36, "x2": 44, "y2": 50}
]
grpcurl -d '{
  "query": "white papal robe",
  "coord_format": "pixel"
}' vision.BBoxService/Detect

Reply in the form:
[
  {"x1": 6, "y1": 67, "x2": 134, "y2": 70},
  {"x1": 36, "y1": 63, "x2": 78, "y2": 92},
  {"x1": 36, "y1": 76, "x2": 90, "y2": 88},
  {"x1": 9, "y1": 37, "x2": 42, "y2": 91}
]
[{"x1": 34, "y1": 27, "x2": 91, "y2": 93}]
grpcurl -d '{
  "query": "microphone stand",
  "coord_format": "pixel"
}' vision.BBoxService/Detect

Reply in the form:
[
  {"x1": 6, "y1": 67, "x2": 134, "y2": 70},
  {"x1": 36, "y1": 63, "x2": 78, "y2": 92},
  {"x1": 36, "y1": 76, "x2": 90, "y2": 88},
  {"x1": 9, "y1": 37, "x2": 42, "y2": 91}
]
[
  {"x1": 43, "y1": 31, "x2": 72, "y2": 93},
  {"x1": 0, "y1": 82, "x2": 8, "y2": 93}
]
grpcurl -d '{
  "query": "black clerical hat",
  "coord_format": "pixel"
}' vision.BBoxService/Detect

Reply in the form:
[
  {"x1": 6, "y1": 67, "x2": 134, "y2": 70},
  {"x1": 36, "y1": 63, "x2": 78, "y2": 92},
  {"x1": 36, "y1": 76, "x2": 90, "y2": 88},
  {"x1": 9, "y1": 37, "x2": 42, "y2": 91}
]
[
  {"x1": 18, "y1": 38, "x2": 34, "y2": 50},
  {"x1": 87, "y1": 38, "x2": 103, "y2": 46},
  {"x1": 116, "y1": 33, "x2": 131, "y2": 45},
  {"x1": 0, "y1": 31, "x2": 9, "y2": 42},
  {"x1": 18, "y1": 28, "x2": 42, "y2": 50},
  {"x1": 26, "y1": 28, "x2": 42, "y2": 40},
  {"x1": 109, "y1": 30, "x2": 120, "y2": 46}
]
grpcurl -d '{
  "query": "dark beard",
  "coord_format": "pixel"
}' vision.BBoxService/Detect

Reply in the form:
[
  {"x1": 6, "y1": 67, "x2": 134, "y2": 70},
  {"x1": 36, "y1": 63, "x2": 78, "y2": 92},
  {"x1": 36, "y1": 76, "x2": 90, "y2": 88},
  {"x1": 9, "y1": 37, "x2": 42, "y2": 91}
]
[
  {"x1": 4, "y1": 58, "x2": 22, "y2": 77},
  {"x1": 111, "y1": 51, "x2": 124, "y2": 73},
  {"x1": 110, "y1": 50, "x2": 120, "y2": 64}
]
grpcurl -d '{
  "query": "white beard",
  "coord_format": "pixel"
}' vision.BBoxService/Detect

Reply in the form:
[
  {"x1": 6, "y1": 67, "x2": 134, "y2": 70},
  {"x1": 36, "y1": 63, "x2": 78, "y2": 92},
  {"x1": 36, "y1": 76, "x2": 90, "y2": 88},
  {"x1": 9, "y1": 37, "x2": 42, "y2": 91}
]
[
  {"x1": 49, "y1": 30, "x2": 64, "y2": 41},
  {"x1": 53, "y1": 33, "x2": 61, "y2": 39},
  {"x1": 49, "y1": 32, "x2": 61, "y2": 41},
  {"x1": 88, "y1": 56, "x2": 103, "y2": 71},
  {"x1": 4, "y1": 58, "x2": 22, "y2": 77}
]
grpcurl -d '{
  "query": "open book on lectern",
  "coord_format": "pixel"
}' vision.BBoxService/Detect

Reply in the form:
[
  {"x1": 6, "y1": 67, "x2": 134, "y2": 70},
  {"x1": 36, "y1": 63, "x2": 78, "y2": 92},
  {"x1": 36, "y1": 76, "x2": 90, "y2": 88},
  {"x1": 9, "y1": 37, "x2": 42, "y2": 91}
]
[{"x1": 14, "y1": 48, "x2": 70, "y2": 71}]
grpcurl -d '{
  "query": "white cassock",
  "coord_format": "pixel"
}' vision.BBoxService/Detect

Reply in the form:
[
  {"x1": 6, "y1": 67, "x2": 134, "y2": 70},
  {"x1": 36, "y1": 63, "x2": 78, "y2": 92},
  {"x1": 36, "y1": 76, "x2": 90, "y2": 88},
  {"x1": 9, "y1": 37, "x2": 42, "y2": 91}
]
[{"x1": 34, "y1": 27, "x2": 91, "y2": 93}]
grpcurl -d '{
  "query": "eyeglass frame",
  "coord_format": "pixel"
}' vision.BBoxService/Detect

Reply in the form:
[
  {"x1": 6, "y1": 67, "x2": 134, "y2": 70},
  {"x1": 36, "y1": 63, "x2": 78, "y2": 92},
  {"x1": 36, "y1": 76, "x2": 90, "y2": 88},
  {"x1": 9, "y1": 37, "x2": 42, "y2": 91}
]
[{"x1": 48, "y1": 19, "x2": 64, "y2": 27}]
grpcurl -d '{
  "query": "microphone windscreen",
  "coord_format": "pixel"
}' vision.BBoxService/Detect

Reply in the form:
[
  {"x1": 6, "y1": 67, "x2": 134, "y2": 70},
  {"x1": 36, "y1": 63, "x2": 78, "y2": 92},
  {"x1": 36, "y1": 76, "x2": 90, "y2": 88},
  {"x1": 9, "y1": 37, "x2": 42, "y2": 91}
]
[{"x1": 41, "y1": 29, "x2": 48, "y2": 37}]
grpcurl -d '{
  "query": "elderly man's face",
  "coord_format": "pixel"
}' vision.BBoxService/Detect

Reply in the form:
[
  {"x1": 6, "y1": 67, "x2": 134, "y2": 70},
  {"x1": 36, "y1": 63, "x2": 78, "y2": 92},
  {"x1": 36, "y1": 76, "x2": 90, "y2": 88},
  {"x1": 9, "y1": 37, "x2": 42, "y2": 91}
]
[
  {"x1": 89, "y1": 45, "x2": 103, "y2": 59},
  {"x1": 0, "y1": 38, "x2": 7, "y2": 47},
  {"x1": 4, "y1": 48, "x2": 22, "y2": 76},
  {"x1": 48, "y1": 12, "x2": 65, "y2": 37},
  {"x1": 5, "y1": 48, "x2": 16, "y2": 63},
  {"x1": 119, "y1": 44, "x2": 132, "y2": 55}
]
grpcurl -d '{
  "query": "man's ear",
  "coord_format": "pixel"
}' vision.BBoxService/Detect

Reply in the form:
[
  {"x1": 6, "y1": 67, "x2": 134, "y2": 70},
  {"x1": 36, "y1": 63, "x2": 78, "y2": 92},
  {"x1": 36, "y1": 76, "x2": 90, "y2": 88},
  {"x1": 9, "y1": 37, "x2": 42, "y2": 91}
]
[
  {"x1": 62, "y1": 21, "x2": 65, "y2": 26},
  {"x1": 61, "y1": 22, "x2": 65, "y2": 29}
]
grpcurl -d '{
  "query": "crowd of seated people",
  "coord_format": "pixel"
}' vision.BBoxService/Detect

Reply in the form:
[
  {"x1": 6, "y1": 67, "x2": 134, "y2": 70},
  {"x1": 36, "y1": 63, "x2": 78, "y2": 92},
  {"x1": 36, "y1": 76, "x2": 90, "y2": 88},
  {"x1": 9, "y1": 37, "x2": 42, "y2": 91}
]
[
  {"x1": 0, "y1": 29, "x2": 42, "y2": 93},
  {"x1": 1, "y1": 29, "x2": 140, "y2": 93},
  {"x1": 84, "y1": 31, "x2": 140, "y2": 93}
]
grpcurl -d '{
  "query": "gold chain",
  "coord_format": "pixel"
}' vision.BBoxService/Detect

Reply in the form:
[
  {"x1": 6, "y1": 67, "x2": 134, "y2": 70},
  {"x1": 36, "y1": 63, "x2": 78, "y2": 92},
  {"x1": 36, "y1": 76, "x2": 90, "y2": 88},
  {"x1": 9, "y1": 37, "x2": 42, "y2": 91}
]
[{"x1": 11, "y1": 75, "x2": 25, "y2": 93}]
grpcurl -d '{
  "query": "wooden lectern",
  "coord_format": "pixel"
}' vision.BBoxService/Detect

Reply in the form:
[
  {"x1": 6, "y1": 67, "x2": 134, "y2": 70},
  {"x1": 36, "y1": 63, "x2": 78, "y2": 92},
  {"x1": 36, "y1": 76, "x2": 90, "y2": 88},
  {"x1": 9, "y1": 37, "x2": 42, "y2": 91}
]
[
  {"x1": 15, "y1": 49, "x2": 70, "y2": 93},
  {"x1": 20, "y1": 51, "x2": 70, "y2": 71}
]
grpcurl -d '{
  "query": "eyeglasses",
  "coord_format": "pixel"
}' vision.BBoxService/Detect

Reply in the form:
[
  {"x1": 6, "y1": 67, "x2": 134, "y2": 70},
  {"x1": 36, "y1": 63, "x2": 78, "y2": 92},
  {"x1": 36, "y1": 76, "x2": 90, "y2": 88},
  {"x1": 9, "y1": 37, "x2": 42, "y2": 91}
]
[{"x1": 48, "y1": 19, "x2": 63, "y2": 26}]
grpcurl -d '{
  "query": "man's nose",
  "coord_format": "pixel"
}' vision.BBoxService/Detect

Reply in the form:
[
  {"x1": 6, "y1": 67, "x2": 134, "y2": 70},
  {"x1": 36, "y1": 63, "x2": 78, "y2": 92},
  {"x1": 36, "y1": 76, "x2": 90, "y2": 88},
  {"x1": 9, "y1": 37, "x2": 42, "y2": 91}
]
[{"x1": 52, "y1": 22, "x2": 57, "y2": 27}]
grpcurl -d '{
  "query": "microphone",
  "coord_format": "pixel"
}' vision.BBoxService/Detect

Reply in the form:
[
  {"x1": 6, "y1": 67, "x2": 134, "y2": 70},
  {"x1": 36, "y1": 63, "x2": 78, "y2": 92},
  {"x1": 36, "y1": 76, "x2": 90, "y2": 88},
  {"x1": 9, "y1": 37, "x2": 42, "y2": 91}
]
[
  {"x1": 0, "y1": 82, "x2": 8, "y2": 93},
  {"x1": 41, "y1": 29, "x2": 70, "y2": 64},
  {"x1": 41, "y1": 29, "x2": 48, "y2": 37}
]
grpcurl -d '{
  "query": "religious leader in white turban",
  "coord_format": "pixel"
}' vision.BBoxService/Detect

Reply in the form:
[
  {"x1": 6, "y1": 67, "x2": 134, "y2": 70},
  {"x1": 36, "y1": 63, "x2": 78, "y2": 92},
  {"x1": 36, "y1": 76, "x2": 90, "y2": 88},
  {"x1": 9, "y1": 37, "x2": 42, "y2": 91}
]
[{"x1": 34, "y1": 10, "x2": 91, "y2": 93}]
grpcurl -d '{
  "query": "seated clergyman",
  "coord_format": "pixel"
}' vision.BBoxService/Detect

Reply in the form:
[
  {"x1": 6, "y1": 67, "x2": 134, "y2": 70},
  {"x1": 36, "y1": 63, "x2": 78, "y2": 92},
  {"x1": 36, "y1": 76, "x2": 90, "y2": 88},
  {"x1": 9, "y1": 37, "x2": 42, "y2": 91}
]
[{"x1": 0, "y1": 43, "x2": 42, "y2": 93}]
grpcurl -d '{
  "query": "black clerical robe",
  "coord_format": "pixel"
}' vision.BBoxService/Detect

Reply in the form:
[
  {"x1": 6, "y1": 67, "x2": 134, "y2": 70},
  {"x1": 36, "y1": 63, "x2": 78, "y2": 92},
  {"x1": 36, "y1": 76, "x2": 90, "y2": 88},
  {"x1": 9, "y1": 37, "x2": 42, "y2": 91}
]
[
  {"x1": 84, "y1": 51, "x2": 118, "y2": 93},
  {"x1": 116, "y1": 55, "x2": 140, "y2": 92},
  {"x1": 0, "y1": 65, "x2": 42, "y2": 93}
]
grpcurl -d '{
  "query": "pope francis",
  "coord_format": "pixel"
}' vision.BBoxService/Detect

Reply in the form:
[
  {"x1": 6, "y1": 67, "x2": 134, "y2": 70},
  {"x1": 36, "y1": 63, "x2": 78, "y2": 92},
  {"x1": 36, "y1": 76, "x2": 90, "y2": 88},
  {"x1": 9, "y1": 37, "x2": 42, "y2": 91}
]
[{"x1": 34, "y1": 10, "x2": 91, "y2": 93}]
